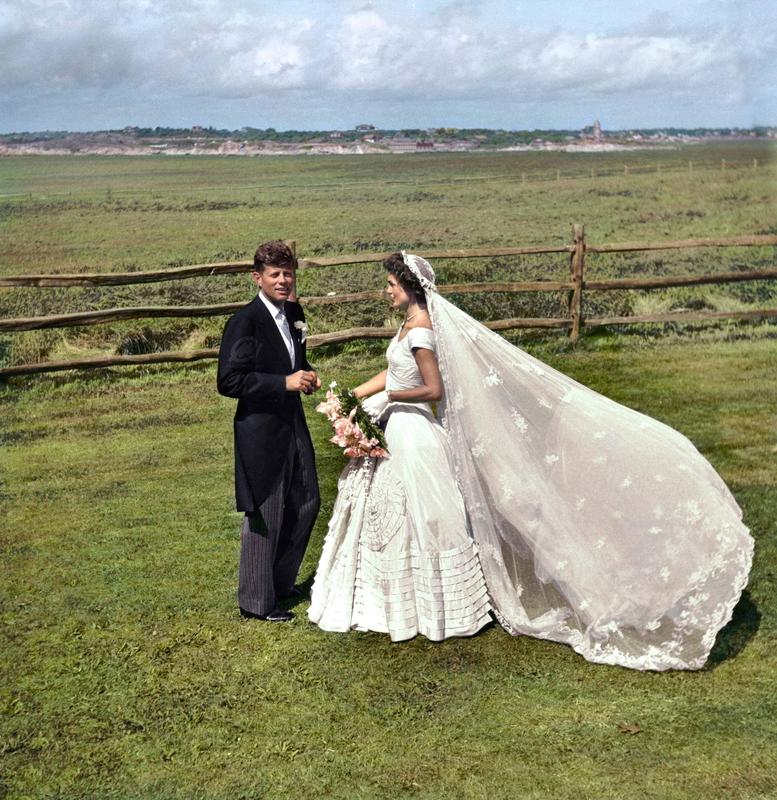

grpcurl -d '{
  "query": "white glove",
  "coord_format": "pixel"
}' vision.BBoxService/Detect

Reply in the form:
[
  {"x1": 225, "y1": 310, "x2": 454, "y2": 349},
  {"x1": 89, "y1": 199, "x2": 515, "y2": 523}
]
[{"x1": 360, "y1": 390, "x2": 390, "y2": 423}]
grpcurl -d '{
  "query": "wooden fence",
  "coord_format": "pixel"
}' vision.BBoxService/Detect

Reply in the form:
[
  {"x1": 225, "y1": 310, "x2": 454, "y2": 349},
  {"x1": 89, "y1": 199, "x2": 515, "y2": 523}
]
[{"x1": 1, "y1": 229, "x2": 776, "y2": 377}]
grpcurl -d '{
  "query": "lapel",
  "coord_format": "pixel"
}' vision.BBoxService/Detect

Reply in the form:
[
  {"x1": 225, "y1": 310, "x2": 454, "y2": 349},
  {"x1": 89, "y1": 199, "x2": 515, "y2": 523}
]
[{"x1": 252, "y1": 295, "x2": 294, "y2": 369}]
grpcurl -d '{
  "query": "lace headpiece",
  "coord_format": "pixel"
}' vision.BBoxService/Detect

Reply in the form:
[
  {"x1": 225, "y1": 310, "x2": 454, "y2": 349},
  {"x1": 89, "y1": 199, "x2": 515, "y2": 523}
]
[{"x1": 401, "y1": 252, "x2": 437, "y2": 293}]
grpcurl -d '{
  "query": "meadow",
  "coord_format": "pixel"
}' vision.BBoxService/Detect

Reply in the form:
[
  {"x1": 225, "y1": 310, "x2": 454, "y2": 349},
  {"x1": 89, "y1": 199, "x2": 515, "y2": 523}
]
[
  {"x1": 1, "y1": 141, "x2": 775, "y2": 367},
  {"x1": 1, "y1": 144, "x2": 776, "y2": 799}
]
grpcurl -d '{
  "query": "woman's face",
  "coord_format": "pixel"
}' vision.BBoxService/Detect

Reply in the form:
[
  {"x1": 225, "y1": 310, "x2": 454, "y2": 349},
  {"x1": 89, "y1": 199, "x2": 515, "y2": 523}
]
[{"x1": 386, "y1": 273, "x2": 411, "y2": 311}]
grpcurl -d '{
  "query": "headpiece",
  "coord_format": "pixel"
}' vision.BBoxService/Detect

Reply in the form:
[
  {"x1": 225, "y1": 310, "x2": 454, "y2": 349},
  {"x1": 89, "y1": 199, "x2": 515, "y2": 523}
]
[{"x1": 401, "y1": 251, "x2": 437, "y2": 293}]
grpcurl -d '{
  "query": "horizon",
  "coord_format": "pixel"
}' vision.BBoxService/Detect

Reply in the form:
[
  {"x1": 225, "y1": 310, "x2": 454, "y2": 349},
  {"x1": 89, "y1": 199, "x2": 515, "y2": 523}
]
[{"x1": 2, "y1": 123, "x2": 775, "y2": 137}]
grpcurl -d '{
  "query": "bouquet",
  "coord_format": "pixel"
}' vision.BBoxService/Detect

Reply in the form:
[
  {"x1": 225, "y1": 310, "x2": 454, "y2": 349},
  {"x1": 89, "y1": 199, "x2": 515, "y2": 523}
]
[{"x1": 316, "y1": 382, "x2": 388, "y2": 458}]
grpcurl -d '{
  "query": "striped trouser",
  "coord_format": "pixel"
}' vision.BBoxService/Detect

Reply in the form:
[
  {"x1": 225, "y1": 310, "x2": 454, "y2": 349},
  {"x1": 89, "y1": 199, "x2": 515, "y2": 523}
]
[{"x1": 238, "y1": 416, "x2": 320, "y2": 616}]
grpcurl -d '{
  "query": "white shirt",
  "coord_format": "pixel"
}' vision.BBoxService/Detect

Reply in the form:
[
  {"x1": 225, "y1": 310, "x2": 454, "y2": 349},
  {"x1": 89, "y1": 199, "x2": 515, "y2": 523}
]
[{"x1": 258, "y1": 291, "x2": 295, "y2": 367}]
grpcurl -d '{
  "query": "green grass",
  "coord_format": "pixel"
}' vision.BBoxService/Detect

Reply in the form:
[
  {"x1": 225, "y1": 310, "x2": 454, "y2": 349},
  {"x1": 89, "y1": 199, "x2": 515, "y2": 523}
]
[
  {"x1": 1, "y1": 330, "x2": 776, "y2": 799},
  {"x1": 1, "y1": 143, "x2": 775, "y2": 367},
  {"x1": 1, "y1": 145, "x2": 776, "y2": 797}
]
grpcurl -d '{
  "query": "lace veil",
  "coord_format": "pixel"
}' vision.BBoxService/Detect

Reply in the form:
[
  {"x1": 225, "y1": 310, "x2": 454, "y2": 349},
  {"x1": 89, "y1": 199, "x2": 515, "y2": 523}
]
[{"x1": 402, "y1": 252, "x2": 753, "y2": 670}]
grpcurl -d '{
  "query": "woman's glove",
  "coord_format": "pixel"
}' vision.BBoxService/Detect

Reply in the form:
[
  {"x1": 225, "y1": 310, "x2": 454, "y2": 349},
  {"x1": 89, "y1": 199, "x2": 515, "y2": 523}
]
[{"x1": 360, "y1": 390, "x2": 390, "y2": 423}]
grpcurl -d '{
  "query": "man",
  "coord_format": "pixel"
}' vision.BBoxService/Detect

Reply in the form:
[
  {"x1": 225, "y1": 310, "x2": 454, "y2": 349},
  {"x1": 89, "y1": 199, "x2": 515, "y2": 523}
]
[{"x1": 217, "y1": 240, "x2": 321, "y2": 622}]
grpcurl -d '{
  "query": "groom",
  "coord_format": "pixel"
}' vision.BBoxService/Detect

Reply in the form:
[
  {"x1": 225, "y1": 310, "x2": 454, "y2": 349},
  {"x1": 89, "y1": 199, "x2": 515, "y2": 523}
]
[{"x1": 217, "y1": 240, "x2": 321, "y2": 622}]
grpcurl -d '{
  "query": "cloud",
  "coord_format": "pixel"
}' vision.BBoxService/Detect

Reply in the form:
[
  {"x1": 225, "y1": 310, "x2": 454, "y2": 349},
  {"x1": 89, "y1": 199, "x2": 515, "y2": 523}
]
[{"x1": 0, "y1": 0, "x2": 772, "y2": 128}]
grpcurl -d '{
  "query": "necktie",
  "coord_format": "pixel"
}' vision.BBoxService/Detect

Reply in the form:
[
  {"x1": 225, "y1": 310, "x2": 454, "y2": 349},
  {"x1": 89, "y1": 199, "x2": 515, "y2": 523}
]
[{"x1": 276, "y1": 309, "x2": 295, "y2": 367}]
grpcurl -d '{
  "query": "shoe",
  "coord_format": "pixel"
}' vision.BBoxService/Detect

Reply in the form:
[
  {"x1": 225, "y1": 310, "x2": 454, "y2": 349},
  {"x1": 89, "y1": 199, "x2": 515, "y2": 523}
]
[
  {"x1": 240, "y1": 606, "x2": 294, "y2": 622},
  {"x1": 279, "y1": 586, "x2": 305, "y2": 600}
]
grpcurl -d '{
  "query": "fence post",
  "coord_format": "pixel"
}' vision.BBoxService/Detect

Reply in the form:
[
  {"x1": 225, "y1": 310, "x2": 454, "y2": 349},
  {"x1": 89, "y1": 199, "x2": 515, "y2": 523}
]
[{"x1": 569, "y1": 224, "x2": 585, "y2": 342}]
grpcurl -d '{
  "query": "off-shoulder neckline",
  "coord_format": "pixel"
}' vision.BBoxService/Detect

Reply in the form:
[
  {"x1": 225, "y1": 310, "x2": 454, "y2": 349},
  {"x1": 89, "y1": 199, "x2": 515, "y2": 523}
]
[{"x1": 397, "y1": 324, "x2": 434, "y2": 344}]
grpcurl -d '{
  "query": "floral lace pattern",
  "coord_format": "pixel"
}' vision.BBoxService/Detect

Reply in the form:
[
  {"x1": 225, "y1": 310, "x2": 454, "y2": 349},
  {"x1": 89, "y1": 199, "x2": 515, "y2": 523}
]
[{"x1": 408, "y1": 254, "x2": 755, "y2": 671}]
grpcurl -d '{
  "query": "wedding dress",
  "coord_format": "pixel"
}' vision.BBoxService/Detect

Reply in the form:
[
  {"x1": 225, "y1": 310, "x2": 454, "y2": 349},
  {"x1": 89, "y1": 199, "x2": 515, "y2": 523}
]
[
  {"x1": 309, "y1": 254, "x2": 754, "y2": 670},
  {"x1": 308, "y1": 325, "x2": 493, "y2": 641}
]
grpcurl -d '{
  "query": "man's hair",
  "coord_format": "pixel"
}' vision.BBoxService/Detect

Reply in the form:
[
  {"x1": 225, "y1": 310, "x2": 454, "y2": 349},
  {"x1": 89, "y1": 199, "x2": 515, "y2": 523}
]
[{"x1": 253, "y1": 240, "x2": 296, "y2": 271}]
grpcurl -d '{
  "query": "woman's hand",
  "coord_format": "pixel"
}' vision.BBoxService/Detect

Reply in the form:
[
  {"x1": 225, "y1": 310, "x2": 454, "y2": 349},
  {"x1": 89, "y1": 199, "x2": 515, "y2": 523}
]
[{"x1": 361, "y1": 391, "x2": 390, "y2": 422}]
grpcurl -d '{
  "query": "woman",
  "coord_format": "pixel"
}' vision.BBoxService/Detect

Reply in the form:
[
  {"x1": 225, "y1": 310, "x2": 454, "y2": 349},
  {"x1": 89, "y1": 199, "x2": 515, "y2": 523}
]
[
  {"x1": 308, "y1": 253, "x2": 493, "y2": 642},
  {"x1": 309, "y1": 252, "x2": 754, "y2": 671}
]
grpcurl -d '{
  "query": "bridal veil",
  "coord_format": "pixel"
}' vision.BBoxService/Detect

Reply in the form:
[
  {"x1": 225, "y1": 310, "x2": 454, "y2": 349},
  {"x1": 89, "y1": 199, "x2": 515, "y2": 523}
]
[{"x1": 402, "y1": 252, "x2": 753, "y2": 670}]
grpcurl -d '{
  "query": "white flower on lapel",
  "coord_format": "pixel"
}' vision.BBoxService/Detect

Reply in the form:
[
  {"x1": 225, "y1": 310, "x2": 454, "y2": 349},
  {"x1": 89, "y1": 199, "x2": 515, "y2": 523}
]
[{"x1": 293, "y1": 320, "x2": 308, "y2": 343}]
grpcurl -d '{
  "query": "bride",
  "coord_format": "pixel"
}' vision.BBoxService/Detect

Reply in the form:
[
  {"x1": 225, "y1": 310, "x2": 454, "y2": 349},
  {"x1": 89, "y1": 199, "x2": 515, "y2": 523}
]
[{"x1": 308, "y1": 252, "x2": 754, "y2": 671}]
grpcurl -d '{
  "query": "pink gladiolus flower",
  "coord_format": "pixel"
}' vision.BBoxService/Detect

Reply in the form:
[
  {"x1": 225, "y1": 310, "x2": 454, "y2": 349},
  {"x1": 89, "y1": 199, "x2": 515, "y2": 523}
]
[
  {"x1": 317, "y1": 383, "x2": 388, "y2": 460},
  {"x1": 316, "y1": 388, "x2": 344, "y2": 422}
]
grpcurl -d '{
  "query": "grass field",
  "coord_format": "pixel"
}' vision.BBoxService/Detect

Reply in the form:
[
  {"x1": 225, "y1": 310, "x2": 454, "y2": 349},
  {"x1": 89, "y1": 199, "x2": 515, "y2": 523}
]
[
  {"x1": 1, "y1": 145, "x2": 777, "y2": 798},
  {"x1": 0, "y1": 142, "x2": 775, "y2": 368}
]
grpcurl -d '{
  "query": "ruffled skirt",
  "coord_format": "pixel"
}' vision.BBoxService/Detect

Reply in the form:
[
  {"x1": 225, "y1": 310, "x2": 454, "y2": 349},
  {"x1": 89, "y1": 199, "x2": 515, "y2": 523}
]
[{"x1": 308, "y1": 405, "x2": 492, "y2": 641}]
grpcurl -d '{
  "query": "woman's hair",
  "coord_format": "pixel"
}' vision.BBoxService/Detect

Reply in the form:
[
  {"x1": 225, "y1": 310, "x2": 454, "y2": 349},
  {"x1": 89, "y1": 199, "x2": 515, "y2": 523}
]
[
  {"x1": 254, "y1": 240, "x2": 296, "y2": 271},
  {"x1": 383, "y1": 252, "x2": 426, "y2": 301}
]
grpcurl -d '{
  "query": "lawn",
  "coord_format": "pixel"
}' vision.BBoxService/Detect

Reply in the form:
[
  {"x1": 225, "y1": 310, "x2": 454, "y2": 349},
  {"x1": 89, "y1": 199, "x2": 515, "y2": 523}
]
[{"x1": 1, "y1": 329, "x2": 776, "y2": 799}]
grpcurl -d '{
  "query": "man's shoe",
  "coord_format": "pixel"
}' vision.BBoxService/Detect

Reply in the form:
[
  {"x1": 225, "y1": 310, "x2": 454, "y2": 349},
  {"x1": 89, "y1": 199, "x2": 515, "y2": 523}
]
[{"x1": 240, "y1": 606, "x2": 294, "y2": 622}]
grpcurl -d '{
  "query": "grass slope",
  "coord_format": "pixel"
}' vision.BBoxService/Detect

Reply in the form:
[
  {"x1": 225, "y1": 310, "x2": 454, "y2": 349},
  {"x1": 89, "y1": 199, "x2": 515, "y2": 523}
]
[{"x1": 2, "y1": 331, "x2": 776, "y2": 799}]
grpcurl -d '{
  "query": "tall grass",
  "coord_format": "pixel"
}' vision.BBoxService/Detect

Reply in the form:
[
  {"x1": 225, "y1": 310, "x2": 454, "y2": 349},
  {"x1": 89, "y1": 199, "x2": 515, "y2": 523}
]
[{"x1": 1, "y1": 143, "x2": 775, "y2": 367}]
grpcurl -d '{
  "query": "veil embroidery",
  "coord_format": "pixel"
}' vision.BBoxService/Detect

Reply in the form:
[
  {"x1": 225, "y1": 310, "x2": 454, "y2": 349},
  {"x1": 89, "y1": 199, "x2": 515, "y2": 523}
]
[{"x1": 402, "y1": 252, "x2": 753, "y2": 670}]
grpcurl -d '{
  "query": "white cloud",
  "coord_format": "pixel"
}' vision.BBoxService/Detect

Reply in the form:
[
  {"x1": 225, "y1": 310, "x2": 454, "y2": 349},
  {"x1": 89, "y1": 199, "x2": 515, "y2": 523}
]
[{"x1": 0, "y1": 0, "x2": 773, "y2": 129}]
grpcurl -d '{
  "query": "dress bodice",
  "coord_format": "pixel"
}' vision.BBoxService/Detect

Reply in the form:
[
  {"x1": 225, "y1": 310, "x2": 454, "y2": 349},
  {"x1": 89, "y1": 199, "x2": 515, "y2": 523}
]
[
  {"x1": 386, "y1": 327, "x2": 437, "y2": 391},
  {"x1": 385, "y1": 327, "x2": 438, "y2": 418}
]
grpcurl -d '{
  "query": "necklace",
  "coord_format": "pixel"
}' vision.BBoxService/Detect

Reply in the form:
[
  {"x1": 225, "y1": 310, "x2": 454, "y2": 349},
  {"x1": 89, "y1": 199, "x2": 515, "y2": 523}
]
[{"x1": 401, "y1": 311, "x2": 418, "y2": 328}]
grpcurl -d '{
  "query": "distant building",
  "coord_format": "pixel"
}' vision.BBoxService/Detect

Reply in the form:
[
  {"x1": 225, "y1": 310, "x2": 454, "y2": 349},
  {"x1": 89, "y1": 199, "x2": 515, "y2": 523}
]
[
  {"x1": 385, "y1": 136, "x2": 417, "y2": 152},
  {"x1": 581, "y1": 120, "x2": 603, "y2": 141},
  {"x1": 355, "y1": 124, "x2": 376, "y2": 132}
]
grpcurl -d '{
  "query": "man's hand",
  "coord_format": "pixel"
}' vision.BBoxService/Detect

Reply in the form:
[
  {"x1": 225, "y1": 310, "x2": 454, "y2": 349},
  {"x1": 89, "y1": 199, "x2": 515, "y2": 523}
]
[
  {"x1": 299, "y1": 371, "x2": 322, "y2": 395},
  {"x1": 286, "y1": 370, "x2": 317, "y2": 394}
]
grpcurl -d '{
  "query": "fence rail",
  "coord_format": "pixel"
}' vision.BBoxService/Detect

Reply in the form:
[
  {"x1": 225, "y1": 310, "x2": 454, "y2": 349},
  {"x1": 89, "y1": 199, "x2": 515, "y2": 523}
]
[
  {"x1": 1, "y1": 230, "x2": 776, "y2": 376},
  {"x1": 2, "y1": 235, "x2": 775, "y2": 289}
]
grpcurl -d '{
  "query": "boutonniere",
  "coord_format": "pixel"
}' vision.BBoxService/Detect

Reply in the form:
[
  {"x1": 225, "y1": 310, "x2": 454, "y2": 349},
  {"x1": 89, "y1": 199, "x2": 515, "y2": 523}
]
[{"x1": 293, "y1": 320, "x2": 308, "y2": 343}]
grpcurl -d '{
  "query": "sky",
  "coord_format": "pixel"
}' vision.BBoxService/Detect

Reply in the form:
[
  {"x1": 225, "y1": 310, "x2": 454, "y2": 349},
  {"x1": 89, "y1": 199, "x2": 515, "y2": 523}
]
[{"x1": 1, "y1": 0, "x2": 775, "y2": 133}]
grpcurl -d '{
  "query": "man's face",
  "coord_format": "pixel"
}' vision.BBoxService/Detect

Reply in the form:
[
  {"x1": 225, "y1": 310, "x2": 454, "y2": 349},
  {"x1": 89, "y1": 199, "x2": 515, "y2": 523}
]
[{"x1": 253, "y1": 264, "x2": 295, "y2": 304}]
